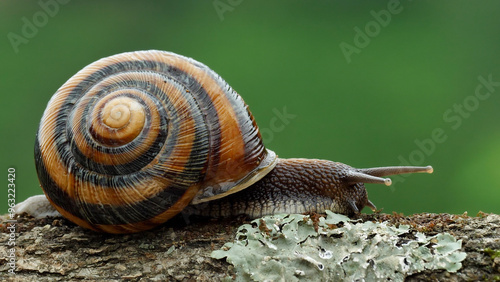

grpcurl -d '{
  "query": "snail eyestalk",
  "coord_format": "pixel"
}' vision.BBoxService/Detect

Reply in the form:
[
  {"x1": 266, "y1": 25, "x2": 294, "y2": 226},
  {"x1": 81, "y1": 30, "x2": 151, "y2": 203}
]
[
  {"x1": 358, "y1": 165, "x2": 433, "y2": 177},
  {"x1": 346, "y1": 171, "x2": 392, "y2": 186},
  {"x1": 346, "y1": 165, "x2": 433, "y2": 186}
]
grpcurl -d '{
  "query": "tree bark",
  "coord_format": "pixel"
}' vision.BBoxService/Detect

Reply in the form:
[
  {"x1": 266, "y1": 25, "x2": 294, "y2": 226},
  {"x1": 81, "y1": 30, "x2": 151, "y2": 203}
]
[{"x1": 1, "y1": 212, "x2": 499, "y2": 281}]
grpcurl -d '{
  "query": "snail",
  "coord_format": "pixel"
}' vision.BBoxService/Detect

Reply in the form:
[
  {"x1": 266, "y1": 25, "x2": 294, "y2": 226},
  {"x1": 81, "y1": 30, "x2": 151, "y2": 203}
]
[{"x1": 20, "y1": 50, "x2": 433, "y2": 234}]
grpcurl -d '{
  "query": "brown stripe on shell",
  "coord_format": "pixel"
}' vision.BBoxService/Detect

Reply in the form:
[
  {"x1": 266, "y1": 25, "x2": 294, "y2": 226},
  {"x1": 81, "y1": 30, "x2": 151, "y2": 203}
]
[
  {"x1": 44, "y1": 184, "x2": 201, "y2": 234},
  {"x1": 55, "y1": 186, "x2": 200, "y2": 234},
  {"x1": 164, "y1": 53, "x2": 272, "y2": 200}
]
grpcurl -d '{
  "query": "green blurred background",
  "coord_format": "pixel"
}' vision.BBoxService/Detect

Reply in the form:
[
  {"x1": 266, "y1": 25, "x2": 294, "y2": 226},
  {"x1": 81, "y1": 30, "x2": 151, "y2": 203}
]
[{"x1": 1, "y1": 1, "x2": 499, "y2": 215}]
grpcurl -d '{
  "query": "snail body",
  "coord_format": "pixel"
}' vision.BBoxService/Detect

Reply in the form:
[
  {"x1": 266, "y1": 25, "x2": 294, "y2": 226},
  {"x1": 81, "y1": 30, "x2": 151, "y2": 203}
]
[{"x1": 33, "y1": 50, "x2": 432, "y2": 234}]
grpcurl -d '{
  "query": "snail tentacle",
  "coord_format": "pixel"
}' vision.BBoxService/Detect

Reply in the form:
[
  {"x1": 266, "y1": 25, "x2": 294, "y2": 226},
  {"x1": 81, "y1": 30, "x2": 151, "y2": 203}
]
[
  {"x1": 345, "y1": 170, "x2": 392, "y2": 186},
  {"x1": 358, "y1": 166, "x2": 433, "y2": 177}
]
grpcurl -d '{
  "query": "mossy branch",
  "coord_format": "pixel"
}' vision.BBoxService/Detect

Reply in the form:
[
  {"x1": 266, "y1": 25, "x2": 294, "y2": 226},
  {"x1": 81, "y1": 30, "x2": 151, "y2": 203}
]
[{"x1": 1, "y1": 212, "x2": 499, "y2": 281}]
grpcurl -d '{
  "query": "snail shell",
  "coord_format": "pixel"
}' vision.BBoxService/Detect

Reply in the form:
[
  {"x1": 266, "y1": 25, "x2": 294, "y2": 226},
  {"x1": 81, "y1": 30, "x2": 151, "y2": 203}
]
[
  {"x1": 34, "y1": 50, "x2": 433, "y2": 234},
  {"x1": 35, "y1": 50, "x2": 277, "y2": 233}
]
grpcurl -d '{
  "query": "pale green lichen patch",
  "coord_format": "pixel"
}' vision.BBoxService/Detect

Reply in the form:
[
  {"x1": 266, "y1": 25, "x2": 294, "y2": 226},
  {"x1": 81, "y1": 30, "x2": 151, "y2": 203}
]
[{"x1": 211, "y1": 211, "x2": 467, "y2": 281}]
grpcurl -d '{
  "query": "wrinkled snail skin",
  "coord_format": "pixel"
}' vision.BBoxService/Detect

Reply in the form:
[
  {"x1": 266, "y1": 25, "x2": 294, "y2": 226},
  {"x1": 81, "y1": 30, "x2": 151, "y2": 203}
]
[
  {"x1": 34, "y1": 50, "x2": 433, "y2": 234},
  {"x1": 187, "y1": 159, "x2": 371, "y2": 218},
  {"x1": 188, "y1": 159, "x2": 432, "y2": 218}
]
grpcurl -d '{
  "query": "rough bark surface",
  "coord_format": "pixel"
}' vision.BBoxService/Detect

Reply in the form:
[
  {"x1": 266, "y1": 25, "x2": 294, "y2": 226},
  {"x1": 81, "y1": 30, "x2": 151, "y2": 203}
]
[{"x1": 1, "y1": 212, "x2": 499, "y2": 281}]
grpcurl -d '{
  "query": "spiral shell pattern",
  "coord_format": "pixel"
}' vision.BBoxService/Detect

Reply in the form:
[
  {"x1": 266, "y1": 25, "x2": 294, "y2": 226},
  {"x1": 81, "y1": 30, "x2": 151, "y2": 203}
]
[{"x1": 35, "y1": 50, "x2": 276, "y2": 233}]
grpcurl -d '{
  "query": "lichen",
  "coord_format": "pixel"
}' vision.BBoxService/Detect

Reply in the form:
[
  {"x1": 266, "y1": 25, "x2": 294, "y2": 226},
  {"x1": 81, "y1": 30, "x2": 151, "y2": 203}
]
[{"x1": 211, "y1": 211, "x2": 467, "y2": 281}]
